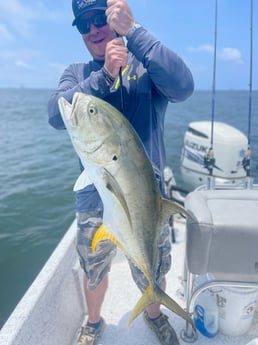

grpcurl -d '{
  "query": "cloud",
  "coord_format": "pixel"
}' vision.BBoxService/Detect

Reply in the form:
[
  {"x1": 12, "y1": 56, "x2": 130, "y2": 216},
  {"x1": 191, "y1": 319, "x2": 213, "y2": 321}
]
[
  {"x1": 188, "y1": 44, "x2": 244, "y2": 64},
  {"x1": 14, "y1": 59, "x2": 33, "y2": 70},
  {"x1": 188, "y1": 44, "x2": 214, "y2": 53},
  {"x1": 0, "y1": 24, "x2": 13, "y2": 42},
  {"x1": 0, "y1": 48, "x2": 39, "y2": 61},
  {"x1": 0, "y1": 1, "x2": 70, "y2": 38},
  {"x1": 0, "y1": 1, "x2": 35, "y2": 37},
  {"x1": 0, "y1": 2, "x2": 33, "y2": 19},
  {"x1": 218, "y1": 47, "x2": 244, "y2": 64},
  {"x1": 0, "y1": 48, "x2": 40, "y2": 80},
  {"x1": 48, "y1": 62, "x2": 67, "y2": 74}
]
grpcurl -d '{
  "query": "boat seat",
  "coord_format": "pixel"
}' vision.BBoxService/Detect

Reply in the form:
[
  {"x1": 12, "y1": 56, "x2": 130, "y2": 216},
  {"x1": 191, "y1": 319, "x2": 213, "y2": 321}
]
[{"x1": 181, "y1": 188, "x2": 258, "y2": 342}]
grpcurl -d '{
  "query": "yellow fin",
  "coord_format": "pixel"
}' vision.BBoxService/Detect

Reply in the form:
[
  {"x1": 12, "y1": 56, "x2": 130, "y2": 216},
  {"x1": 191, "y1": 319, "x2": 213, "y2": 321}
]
[
  {"x1": 92, "y1": 224, "x2": 125, "y2": 252},
  {"x1": 128, "y1": 285, "x2": 153, "y2": 327},
  {"x1": 128, "y1": 284, "x2": 194, "y2": 329},
  {"x1": 161, "y1": 197, "x2": 196, "y2": 223}
]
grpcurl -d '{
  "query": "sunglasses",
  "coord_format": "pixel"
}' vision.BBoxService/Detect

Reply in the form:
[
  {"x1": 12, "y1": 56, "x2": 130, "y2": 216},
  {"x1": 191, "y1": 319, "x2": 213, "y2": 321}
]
[{"x1": 76, "y1": 13, "x2": 107, "y2": 35}]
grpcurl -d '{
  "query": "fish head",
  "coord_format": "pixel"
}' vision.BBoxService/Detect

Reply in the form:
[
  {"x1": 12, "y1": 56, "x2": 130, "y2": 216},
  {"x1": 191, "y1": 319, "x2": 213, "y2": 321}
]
[{"x1": 58, "y1": 93, "x2": 122, "y2": 165}]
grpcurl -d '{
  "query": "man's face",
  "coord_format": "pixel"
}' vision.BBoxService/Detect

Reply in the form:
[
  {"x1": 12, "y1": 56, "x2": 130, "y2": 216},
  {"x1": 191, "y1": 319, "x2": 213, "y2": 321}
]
[{"x1": 80, "y1": 10, "x2": 116, "y2": 61}]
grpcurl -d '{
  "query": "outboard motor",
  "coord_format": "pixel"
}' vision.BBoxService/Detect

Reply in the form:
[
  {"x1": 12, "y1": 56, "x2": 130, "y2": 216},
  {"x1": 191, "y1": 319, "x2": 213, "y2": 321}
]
[{"x1": 180, "y1": 121, "x2": 247, "y2": 192}]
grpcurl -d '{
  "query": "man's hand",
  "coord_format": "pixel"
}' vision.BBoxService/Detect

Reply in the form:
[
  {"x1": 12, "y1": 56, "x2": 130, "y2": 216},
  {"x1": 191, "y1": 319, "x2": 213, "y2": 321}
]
[
  {"x1": 106, "y1": 0, "x2": 135, "y2": 36},
  {"x1": 104, "y1": 37, "x2": 128, "y2": 78}
]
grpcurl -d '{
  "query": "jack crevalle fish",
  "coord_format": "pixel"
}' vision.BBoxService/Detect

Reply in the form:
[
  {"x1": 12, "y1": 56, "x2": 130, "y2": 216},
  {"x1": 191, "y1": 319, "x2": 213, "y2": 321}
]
[{"x1": 58, "y1": 92, "x2": 193, "y2": 327}]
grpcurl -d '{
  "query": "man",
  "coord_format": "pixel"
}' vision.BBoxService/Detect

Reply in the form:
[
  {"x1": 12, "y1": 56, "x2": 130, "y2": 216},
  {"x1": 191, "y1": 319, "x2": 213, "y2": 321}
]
[{"x1": 48, "y1": 0, "x2": 194, "y2": 344}]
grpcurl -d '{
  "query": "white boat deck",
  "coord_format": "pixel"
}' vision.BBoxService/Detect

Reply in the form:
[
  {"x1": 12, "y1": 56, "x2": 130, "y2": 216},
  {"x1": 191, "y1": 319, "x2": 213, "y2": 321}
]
[
  {"x1": 100, "y1": 215, "x2": 258, "y2": 345},
  {"x1": 1, "y1": 216, "x2": 258, "y2": 345}
]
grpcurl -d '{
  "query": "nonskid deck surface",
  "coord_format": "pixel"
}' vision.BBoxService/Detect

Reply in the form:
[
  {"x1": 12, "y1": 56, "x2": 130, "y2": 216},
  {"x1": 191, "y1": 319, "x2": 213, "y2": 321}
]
[{"x1": 91, "y1": 216, "x2": 258, "y2": 345}]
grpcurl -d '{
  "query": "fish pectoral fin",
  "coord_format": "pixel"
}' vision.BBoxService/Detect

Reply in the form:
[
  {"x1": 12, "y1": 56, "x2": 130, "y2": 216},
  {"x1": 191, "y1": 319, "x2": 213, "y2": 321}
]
[
  {"x1": 161, "y1": 198, "x2": 195, "y2": 223},
  {"x1": 103, "y1": 169, "x2": 132, "y2": 226},
  {"x1": 128, "y1": 284, "x2": 194, "y2": 329},
  {"x1": 73, "y1": 170, "x2": 92, "y2": 192},
  {"x1": 92, "y1": 224, "x2": 125, "y2": 252}
]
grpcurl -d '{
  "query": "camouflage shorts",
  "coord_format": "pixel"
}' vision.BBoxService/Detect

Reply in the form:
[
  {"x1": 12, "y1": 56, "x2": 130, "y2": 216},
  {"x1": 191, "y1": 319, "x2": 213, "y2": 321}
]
[
  {"x1": 127, "y1": 223, "x2": 172, "y2": 292},
  {"x1": 76, "y1": 211, "x2": 172, "y2": 291}
]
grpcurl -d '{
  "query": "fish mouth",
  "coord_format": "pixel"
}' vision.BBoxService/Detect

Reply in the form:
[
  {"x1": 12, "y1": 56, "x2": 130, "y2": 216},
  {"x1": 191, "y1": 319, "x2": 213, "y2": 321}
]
[
  {"x1": 72, "y1": 92, "x2": 82, "y2": 105},
  {"x1": 70, "y1": 93, "x2": 105, "y2": 153},
  {"x1": 66, "y1": 93, "x2": 90, "y2": 128}
]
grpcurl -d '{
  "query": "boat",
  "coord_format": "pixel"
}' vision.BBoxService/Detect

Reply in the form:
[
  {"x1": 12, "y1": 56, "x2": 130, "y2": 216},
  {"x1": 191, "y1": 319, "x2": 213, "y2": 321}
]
[
  {"x1": 1, "y1": 1, "x2": 258, "y2": 344},
  {"x1": 0, "y1": 173, "x2": 258, "y2": 345},
  {"x1": 0, "y1": 162, "x2": 258, "y2": 345}
]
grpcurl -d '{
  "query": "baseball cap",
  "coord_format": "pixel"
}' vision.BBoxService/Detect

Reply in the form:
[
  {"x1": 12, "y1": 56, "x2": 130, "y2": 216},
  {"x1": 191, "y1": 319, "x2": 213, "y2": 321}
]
[{"x1": 72, "y1": 0, "x2": 107, "y2": 26}]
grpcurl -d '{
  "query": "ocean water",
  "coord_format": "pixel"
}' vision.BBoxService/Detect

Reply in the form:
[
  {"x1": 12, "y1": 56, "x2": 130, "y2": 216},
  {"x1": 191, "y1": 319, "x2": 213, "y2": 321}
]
[{"x1": 0, "y1": 88, "x2": 258, "y2": 328}]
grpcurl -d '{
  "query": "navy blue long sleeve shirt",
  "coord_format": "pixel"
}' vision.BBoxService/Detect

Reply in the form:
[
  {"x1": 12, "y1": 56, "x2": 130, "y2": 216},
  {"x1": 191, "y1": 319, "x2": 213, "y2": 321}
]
[{"x1": 48, "y1": 26, "x2": 194, "y2": 212}]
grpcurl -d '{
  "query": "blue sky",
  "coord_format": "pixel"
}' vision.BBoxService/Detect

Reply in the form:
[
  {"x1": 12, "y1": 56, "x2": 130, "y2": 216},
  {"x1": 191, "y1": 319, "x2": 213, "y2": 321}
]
[{"x1": 0, "y1": 0, "x2": 257, "y2": 90}]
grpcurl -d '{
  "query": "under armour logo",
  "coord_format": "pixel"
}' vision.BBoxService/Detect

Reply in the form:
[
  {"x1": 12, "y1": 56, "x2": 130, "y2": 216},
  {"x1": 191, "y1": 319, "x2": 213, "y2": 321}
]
[{"x1": 127, "y1": 75, "x2": 137, "y2": 81}]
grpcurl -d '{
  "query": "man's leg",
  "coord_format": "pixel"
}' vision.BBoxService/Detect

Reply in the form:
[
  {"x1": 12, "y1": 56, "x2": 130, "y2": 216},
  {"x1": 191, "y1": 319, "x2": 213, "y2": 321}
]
[
  {"x1": 76, "y1": 211, "x2": 116, "y2": 344},
  {"x1": 128, "y1": 223, "x2": 179, "y2": 345},
  {"x1": 83, "y1": 273, "x2": 108, "y2": 324},
  {"x1": 146, "y1": 278, "x2": 166, "y2": 319}
]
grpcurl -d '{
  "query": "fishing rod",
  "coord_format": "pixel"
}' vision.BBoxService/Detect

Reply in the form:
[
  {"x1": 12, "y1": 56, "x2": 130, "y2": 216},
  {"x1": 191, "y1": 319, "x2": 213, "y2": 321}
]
[
  {"x1": 118, "y1": 67, "x2": 124, "y2": 113},
  {"x1": 115, "y1": 32, "x2": 125, "y2": 113},
  {"x1": 242, "y1": 0, "x2": 253, "y2": 184},
  {"x1": 204, "y1": 0, "x2": 217, "y2": 188}
]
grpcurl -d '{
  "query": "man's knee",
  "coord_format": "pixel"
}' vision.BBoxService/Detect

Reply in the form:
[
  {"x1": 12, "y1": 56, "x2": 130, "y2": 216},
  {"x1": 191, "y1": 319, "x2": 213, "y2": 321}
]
[{"x1": 76, "y1": 211, "x2": 116, "y2": 290}]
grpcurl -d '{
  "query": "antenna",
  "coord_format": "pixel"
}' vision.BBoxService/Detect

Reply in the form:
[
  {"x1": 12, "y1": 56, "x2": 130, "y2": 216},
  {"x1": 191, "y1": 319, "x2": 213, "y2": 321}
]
[
  {"x1": 204, "y1": 0, "x2": 217, "y2": 188},
  {"x1": 242, "y1": 0, "x2": 253, "y2": 183}
]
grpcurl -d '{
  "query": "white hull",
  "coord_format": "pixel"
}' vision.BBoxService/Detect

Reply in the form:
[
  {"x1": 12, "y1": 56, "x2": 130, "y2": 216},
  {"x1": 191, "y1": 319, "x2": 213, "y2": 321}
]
[
  {"x1": 1, "y1": 215, "x2": 258, "y2": 345},
  {"x1": 0, "y1": 220, "x2": 86, "y2": 345}
]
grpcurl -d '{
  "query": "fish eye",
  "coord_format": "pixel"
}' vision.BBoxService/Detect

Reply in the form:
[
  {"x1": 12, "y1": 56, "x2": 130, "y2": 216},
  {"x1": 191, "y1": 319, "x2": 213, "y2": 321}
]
[{"x1": 88, "y1": 104, "x2": 97, "y2": 116}]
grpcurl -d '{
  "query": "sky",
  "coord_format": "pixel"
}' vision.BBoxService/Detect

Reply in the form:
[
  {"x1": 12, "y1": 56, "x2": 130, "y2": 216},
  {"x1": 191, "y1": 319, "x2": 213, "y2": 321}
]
[{"x1": 0, "y1": 0, "x2": 257, "y2": 90}]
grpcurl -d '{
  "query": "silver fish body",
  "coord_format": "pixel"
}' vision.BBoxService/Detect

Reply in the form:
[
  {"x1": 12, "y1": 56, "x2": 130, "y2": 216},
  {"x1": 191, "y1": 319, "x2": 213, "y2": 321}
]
[{"x1": 58, "y1": 92, "x2": 193, "y2": 327}]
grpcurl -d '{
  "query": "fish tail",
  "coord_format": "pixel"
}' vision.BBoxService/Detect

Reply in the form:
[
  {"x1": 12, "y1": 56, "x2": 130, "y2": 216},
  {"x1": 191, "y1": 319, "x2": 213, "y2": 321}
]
[{"x1": 128, "y1": 284, "x2": 194, "y2": 328}]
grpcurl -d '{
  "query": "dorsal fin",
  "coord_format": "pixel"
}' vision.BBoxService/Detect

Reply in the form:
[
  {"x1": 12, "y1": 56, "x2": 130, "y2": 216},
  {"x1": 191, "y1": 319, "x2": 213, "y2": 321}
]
[{"x1": 161, "y1": 197, "x2": 193, "y2": 224}]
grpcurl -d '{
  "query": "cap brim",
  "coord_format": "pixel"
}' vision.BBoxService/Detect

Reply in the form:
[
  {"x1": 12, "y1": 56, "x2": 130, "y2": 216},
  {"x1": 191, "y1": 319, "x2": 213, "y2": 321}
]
[{"x1": 72, "y1": 6, "x2": 107, "y2": 26}]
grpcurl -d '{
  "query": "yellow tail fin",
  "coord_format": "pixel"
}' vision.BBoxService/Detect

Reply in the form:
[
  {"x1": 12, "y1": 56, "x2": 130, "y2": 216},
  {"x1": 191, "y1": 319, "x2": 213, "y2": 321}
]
[{"x1": 128, "y1": 284, "x2": 194, "y2": 328}]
